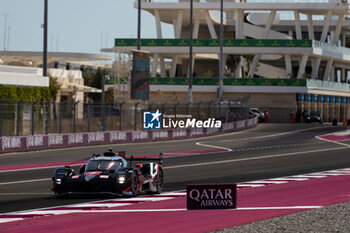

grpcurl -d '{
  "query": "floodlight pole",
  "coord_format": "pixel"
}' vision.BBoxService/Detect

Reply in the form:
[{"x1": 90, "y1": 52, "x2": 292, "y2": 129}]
[
  {"x1": 219, "y1": 0, "x2": 224, "y2": 101},
  {"x1": 3, "y1": 14, "x2": 9, "y2": 51},
  {"x1": 137, "y1": 0, "x2": 141, "y2": 50},
  {"x1": 188, "y1": 0, "x2": 193, "y2": 104},
  {"x1": 43, "y1": 0, "x2": 48, "y2": 77},
  {"x1": 101, "y1": 75, "x2": 106, "y2": 131}
]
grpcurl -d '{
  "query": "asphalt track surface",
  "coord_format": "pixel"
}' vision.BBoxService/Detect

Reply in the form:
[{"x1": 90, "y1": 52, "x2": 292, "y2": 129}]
[{"x1": 1, "y1": 123, "x2": 350, "y2": 215}]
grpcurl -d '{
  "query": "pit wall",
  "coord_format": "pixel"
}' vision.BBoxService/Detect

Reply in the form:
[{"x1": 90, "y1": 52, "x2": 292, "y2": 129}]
[{"x1": 0, "y1": 117, "x2": 258, "y2": 154}]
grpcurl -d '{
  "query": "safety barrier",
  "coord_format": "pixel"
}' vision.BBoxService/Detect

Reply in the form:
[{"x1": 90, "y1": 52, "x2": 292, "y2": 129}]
[{"x1": 0, "y1": 117, "x2": 258, "y2": 154}]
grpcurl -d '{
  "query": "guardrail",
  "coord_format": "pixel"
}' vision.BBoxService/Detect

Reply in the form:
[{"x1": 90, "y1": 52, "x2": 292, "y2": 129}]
[{"x1": 0, "y1": 117, "x2": 258, "y2": 154}]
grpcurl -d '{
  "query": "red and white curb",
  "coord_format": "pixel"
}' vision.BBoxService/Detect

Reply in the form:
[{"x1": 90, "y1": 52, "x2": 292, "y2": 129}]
[
  {"x1": 1, "y1": 167, "x2": 349, "y2": 224},
  {"x1": 318, "y1": 130, "x2": 350, "y2": 142}
]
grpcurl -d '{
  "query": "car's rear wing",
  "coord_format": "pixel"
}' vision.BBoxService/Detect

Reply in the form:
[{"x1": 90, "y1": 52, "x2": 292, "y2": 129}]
[{"x1": 125, "y1": 153, "x2": 163, "y2": 166}]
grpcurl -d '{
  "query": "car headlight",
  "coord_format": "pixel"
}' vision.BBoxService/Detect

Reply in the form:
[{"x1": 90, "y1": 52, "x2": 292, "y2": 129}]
[{"x1": 118, "y1": 175, "x2": 125, "y2": 184}]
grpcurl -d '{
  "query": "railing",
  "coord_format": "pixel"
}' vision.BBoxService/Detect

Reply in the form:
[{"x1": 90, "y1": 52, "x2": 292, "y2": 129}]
[
  {"x1": 0, "y1": 99, "x2": 249, "y2": 137},
  {"x1": 150, "y1": 77, "x2": 307, "y2": 86},
  {"x1": 139, "y1": 0, "x2": 344, "y2": 3},
  {"x1": 312, "y1": 40, "x2": 350, "y2": 56},
  {"x1": 307, "y1": 79, "x2": 350, "y2": 92},
  {"x1": 115, "y1": 38, "x2": 312, "y2": 47},
  {"x1": 115, "y1": 38, "x2": 350, "y2": 57}
]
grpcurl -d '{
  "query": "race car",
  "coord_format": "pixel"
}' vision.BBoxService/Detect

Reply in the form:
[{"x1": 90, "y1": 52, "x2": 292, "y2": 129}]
[{"x1": 51, "y1": 149, "x2": 163, "y2": 197}]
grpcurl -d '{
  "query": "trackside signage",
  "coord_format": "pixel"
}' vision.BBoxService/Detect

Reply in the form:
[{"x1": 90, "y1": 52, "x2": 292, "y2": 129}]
[{"x1": 186, "y1": 184, "x2": 237, "y2": 210}]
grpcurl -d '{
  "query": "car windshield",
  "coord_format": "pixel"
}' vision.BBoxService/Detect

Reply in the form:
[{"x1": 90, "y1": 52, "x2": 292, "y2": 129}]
[{"x1": 86, "y1": 160, "x2": 122, "y2": 172}]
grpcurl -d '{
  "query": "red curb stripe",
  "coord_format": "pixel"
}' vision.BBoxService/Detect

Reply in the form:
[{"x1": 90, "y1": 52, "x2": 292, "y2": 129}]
[{"x1": 319, "y1": 135, "x2": 350, "y2": 141}]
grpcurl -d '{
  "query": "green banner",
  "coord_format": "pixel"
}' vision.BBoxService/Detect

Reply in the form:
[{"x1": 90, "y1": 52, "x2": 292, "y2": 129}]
[{"x1": 115, "y1": 38, "x2": 313, "y2": 48}]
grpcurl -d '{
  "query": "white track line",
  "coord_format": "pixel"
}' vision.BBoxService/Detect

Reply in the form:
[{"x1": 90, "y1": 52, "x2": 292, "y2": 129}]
[
  {"x1": 38, "y1": 206, "x2": 321, "y2": 213},
  {"x1": 236, "y1": 206, "x2": 322, "y2": 210},
  {"x1": 322, "y1": 170, "x2": 350, "y2": 174},
  {"x1": 315, "y1": 136, "x2": 350, "y2": 147},
  {"x1": 0, "y1": 218, "x2": 24, "y2": 223},
  {"x1": 219, "y1": 126, "x2": 325, "y2": 143},
  {"x1": 266, "y1": 178, "x2": 309, "y2": 181},
  {"x1": 165, "y1": 146, "x2": 348, "y2": 170},
  {"x1": 69, "y1": 203, "x2": 130, "y2": 208},
  {"x1": 237, "y1": 184, "x2": 264, "y2": 187},
  {"x1": 244, "y1": 181, "x2": 287, "y2": 184},
  {"x1": 0, "y1": 164, "x2": 84, "y2": 173},
  {"x1": 0, "y1": 193, "x2": 52, "y2": 195},
  {"x1": 195, "y1": 142, "x2": 232, "y2": 152},
  {"x1": 292, "y1": 175, "x2": 328, "y2": 178},
  {"x1": 0, "y1": 178, "x2": 50, "y2": 186}
]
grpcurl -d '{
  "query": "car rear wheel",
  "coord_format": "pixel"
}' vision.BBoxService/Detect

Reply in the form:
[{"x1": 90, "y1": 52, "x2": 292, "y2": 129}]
[
  {"x1": 130, "y1": 172, "x2": 138, "y2": 197},
  {"x1": 155, "y1": 169, "x2": 163, "y2": 194}
]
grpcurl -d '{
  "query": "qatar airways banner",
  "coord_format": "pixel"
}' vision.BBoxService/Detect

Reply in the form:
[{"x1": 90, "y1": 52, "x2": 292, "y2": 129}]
[
  {"x1": 0, "y1": 117, "x2": 257, "y2": 154},
  {"x1": 186, "y1": 184, "x2": 237, "y2": 210}
]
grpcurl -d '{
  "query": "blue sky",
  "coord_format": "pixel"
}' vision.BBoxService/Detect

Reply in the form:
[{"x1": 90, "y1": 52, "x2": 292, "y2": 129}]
[{"x1": 1, "y1": 0, "x2": 173, "y2": 53}]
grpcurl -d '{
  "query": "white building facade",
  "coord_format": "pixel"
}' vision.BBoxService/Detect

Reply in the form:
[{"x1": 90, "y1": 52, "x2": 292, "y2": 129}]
[{"x1": 109, "y1": 0, "x2": 350, "y2": 122}]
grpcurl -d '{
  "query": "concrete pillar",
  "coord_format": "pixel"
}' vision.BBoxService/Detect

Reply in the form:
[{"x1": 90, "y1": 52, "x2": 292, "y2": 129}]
[
  {"x1": 319, "y1": 102, "x2": 324, "y2": 121},
  {"x1": 320, "y1": 11, "x2": 332, "y2": 42},
  {"x1": 312, "y1": 11, "x2": 333, "y2": 79},
  {"x1": 175, "y1": 10, "x2": 183, "y2": 38},
  {"x1": 297, "y1": 54, "x2": 309, "y2": 79},
  {"x1": 285, "y1": 55, "x2": 292, "y2": 77},
  {"x1": 193, "y1": 19, "x2": 200, "y2": 38},
  {"x1": 307, "y1": 14, "x2": 315, "y2": 40},
  {"x1": 323, "y1": 60, "x2": 333, "y2": 81},
  {"x1": 205, "y1": 11, "x2": 218, "y2": 39},
  {"x1": 322, "y1": 15, "x2": 344, "y2": 81},
  {"x1": 155, "y1": 9, "x2": 162, "y2": 39},
  {"x1": 170, "y1": 56, "x2": 178, "y2": 78},
  {"x1": 336, "y1": 102, "x2": 341, "y2": 121},
  {"x1": 324, "y1": 103, "x2": 329, "y2": 122},
  {"x1": 294, "y1": 11, "x2": 302, "y2": 40},
  {"x1": 235, "y1": 10, "x2": 244, "y2": 39},
  {"x1": 239, "y1": 10, "x2": 244, "y2": 39},
  {"x1": 160, "y1": 55, "x2": 166, "y2": 77},
  {"x1": 248, "y1": 10, "x2": 276, "y2": 78},
  {"x1": 330, "y1": 31, "x2": 335, "y2": 44},
  {"x1": 151, "y1": 53, "x2": 159, "y2": 77},
  {"x1": 333, "y1": 14, "x2": 344, "y2": 44}
]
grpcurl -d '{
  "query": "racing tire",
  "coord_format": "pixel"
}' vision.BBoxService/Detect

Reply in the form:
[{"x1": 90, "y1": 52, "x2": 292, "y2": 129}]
[
  {"x1": 155, "y1": 169, "x2": 163, "y2": 194},
  {"x1": 130, "y1": 172, "x2": 138, "y2": 197}
]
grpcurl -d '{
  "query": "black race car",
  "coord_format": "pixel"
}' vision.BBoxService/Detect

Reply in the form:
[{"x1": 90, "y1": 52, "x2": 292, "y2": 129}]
[{"x1": 51, "y1": 149, "x2": 164, "y2": 197}]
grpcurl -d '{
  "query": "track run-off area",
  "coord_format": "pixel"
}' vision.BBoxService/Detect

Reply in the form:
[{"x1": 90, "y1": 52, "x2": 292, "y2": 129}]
[{"x1": 1, "y1": 123, "x2": 350, "y2": 232}]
